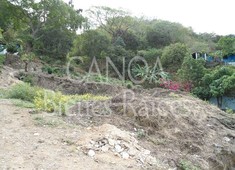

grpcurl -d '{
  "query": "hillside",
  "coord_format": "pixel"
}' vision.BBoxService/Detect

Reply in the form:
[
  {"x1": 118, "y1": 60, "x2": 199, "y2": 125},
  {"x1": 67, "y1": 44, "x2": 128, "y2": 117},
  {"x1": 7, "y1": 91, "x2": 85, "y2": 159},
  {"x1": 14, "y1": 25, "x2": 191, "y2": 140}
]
[{"x1": 0, "y1": 66, "x2": 234, "y2": 170}]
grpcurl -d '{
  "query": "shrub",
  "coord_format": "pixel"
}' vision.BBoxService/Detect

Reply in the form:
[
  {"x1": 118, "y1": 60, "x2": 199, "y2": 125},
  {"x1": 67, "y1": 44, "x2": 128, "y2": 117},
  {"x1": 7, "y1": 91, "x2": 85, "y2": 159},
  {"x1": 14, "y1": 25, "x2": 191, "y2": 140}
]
[
  {"x1": 7, "y1": 83, "x2": 39, "y2": 102},
  {"x1": 161, "y1": 43, "x2": 189, "y2": 72},
  {"x1": 19, "y1": 73, "x2": 34, "y2": 85},
  {"x1": 0, "y1": 54, "x2": 6, "y2": 71},
  {"x1": 226, "y1": 108, "x2": 234, "y2": 114},
  {"x1": 0, "y1": 54, "x2": 5, "y2": 65},
  {"x1": 179, "y1": 160, "x2": 199, "y2": 170},
  {"x1": 41, "y1": 65, "x2": 66, "y2": 76},
  {"x1": 131, "y1": 64, "x2": 169, "y2": 86},
  {"x1": 34, "y1": 90, "x2": 110, "y2": 115},
  {"x1": 159, "y1": 79, "x2": 192, "y2": 92}
]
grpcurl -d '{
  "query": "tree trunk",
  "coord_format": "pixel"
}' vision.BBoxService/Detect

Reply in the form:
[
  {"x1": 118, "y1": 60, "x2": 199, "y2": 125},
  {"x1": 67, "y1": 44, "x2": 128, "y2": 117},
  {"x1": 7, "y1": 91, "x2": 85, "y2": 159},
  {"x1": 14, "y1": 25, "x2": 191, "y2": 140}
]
[
  {"x1": 217, "y1": 96, "x2": 223, "y2": 108},
  {"x1": 24, "y1": 61, "x2": 28, "y2": 72}
]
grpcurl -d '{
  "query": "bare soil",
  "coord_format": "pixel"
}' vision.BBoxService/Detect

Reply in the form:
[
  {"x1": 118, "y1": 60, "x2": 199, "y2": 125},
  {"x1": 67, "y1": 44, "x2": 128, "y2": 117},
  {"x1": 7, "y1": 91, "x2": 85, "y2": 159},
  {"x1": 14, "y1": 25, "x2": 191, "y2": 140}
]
[{"x1": 0, "y1": 66, "x2": 235, "y2": 170}]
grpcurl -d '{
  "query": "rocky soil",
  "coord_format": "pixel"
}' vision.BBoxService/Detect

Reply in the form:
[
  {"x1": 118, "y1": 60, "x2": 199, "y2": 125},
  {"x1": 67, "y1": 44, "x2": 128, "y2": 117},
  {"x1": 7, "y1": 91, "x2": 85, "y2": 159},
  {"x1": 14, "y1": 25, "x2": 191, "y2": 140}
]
[{"x1": 0, "y1": 66, "x2": 235, "y2": 170}]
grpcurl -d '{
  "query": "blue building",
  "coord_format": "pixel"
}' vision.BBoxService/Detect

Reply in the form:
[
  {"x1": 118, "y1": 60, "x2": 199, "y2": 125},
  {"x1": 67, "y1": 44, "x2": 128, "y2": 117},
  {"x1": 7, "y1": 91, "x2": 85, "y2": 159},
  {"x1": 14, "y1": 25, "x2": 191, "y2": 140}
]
[{"x1": 222, "y1": 55, "x2": 235, "y2": 65}]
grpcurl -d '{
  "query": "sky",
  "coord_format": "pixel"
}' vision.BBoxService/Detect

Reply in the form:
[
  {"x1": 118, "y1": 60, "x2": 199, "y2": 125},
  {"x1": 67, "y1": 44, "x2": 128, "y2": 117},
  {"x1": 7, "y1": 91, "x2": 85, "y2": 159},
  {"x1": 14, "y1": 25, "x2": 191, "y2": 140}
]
[{"x1": 68, "y1": 0, "x2": 235, "y2": 35}]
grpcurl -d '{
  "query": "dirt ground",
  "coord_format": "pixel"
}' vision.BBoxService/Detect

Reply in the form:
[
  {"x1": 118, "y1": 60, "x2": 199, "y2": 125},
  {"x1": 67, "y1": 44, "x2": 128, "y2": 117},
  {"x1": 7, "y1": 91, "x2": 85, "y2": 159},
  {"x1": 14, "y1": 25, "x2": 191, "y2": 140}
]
[
  {"x1": 0, "y1": 66, "x2": 235, "y2": 170},
  {"x1": 0, "y1": 100, "x2": 155, "y2": 170}
]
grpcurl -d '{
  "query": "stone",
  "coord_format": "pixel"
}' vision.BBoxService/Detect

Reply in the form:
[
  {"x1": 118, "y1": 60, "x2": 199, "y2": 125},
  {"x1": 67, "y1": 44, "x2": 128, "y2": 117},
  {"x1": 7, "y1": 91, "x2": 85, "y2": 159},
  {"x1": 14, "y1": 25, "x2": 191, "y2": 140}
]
[
  {"x1": 90, "y1": 140, "x2": 95, "y2": 145},
  {"x1": 115, "y1": 144, "x2": 123, "y2": 153},
  {"x1": 128, "y1": 147, "x2": 138, "y2": 156},
  {"x1": 121, "y1": 152, "x2": 129, "y2": 159},
  {"x1": 143, "y1": 149, "x2": 151, "y2": 155},
  {"x1": 223, "y1": 137, "x2": 230, "y2": 142},
  {"x1": 145, "y1": 156, "x2": 158, "y2": 165},
  {"x1": 88, "y1": 150, "x2": 95, "y2": 157},
  {"x1": 101, "y1": 145, "x2": 109, "y2": 152},
  {"x1": 108, "y1": 138, "x2": 115, "y2": 146},
  {"x1": 33, "y1": 133, "x2": 39, "y2": 136}
]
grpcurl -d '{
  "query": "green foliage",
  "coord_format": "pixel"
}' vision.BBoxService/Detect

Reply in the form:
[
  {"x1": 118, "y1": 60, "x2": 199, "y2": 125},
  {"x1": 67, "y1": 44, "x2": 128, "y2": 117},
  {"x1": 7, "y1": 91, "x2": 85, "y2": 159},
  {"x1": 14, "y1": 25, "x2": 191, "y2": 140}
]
[
  {"x1": 138, "y1": 48, "x2": 162, "y2": 62},
  {"x1": 161, "y1": 43, "x2": 189, "y2": 72},
  {"x1": 35, "y1": 28, "x2": 75, "y2": 60},
  {"x1": 34, "y1": 90, "x2": 110, "y2": 115},
  {"x1": 21, "y1": 52, "x2": 36, "y2": 72},
  {"x1": 179, "y1": 160, "x2": 199, "y2": 170},
  {"x1": 87, "y1": 6, "x2": 131, "y2": 39},
  {"x1": 218, "y1": 36, "x2": 235, "y2": 56},
  {"x1": 194, "y1": 67, "x2": 235, "y2": 104},
  {"x1": 33, "y1": 116, "x2": 61, "y2": 127},
  {"x1": 225, "y1": 108, "x2": 234, "y2": 114},
  {"x1": 0, "y1": 88, "x2": 8, "y2": 98},
  {"x1": 146, "y1": 27, "x2": 171, "y2": 48},
  {"x1": 19, "y1": 73, "x2": 34, "y2": 85},
  {"x1": 6, "y1": 42, "x2": 18, "y2": 53},
  {"x1": 41, "y1": 65, "x2": 66, "y2": 76},
  {"x1": 177, "y1": 56, "x2": 206, "y2": 87},
  {"x1": 71, "y1": 30, "x2": 111, "y2": 58},
  {"x1": 7, "y1": 83, "x2": 39, "y2": 102},
  {"x1": 192, "y1": 86, "x2": 211, "y2": 100},
  {"x1": 0, "y1": 54, "x2": 6, "y2": 68},
  {"x1": 11, "y1": 99, "x2": 35, "y2": 108},
  {"x1": 131, "y1": 64, "x2": 169, "y2": 85},
  {"x1": 120, "y1": 30, "x2": 139, "y2": 51},
  {"x1": 114, "y1": 36, "x2": 126, "y2": 47}
]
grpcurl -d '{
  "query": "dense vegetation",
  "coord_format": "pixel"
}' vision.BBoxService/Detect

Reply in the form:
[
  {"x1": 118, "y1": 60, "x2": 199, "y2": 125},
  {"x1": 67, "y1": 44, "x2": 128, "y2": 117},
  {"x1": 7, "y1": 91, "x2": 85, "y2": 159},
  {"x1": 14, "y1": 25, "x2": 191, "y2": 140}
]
[{"x1": 1, "y1": 0, "x2": 235, "y2": 109}]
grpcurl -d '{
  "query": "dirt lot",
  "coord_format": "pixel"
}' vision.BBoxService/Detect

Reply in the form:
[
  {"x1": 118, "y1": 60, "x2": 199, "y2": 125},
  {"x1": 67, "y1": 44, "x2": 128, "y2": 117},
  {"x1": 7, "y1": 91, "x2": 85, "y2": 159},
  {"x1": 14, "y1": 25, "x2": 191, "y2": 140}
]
[{"x1": 0, "y1": 66, "x2": 235, "y2": 170}]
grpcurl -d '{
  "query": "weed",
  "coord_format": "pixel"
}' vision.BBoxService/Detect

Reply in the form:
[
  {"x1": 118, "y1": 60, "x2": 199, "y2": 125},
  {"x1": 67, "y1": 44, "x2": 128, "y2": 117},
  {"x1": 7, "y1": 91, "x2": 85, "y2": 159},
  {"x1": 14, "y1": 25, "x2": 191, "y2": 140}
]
[
  {"x1": 0, "y1": 88, "x2": 7, "y2": 98},
  {"x1": 137, "y1": 129, "x2": 146, "y2": 139},
  {"x1": 225, "y1": 108, "x2": 234, "y2": 114},
  {"x1": 34, "y1": 90, "x2": 110, "y2": 115},
  {"x1": 179, "y1": 160, "x2": 199, "y2": 170},
  {"x1": 33, "y1": 116, "x2": 60, "y2": 127},
  {"x1": 11, "y1": 99, "x2": 35, "y2": 108},
  {"x1": 7, "y1": 83, "x2": 40, "y2": 102}
]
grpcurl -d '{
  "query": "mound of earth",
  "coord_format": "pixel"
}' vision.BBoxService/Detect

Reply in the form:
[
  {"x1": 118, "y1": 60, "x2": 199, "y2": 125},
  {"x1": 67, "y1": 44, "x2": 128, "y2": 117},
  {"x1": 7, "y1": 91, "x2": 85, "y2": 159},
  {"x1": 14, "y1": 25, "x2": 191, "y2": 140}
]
[
  {"x1": 67, "y1": 89, "x2": 235, "y2": 169},
  {"x1": 0, "y1": 66, "x2": 20, "y2": 88},
  {"x1": 1, "y1": 66, "x2": 235, "y2": 169}
]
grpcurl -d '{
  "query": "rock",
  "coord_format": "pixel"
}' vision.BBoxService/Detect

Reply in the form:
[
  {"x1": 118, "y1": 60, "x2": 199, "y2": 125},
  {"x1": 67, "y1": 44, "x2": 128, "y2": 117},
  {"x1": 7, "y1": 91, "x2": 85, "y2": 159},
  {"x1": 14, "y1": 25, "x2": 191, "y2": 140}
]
[
  {"x1": 121, "y1": 152, "x2": 129, "y2": 159},
  {"x1": 223, "y1": 137, "x2": 230, "y2": 142},
  {"x1": 101, "y1": 145, "x2": 109, "y2": 152},
  {"x1": 88, "y1": 150, "x2": 95, "y2": 157},
  {"x1": 145, "y1": 156, "x2": 158, "y2": 165},
  {"x1": 90, "y1": 140, "x2": 95, "y2": 145},
  {"x1": 115, "y1": 144, "x2": 123, "y2": 153},
  {"x1": 143, "y1": 149, "x2": 151, "y2": 155},
  {"x1": 128, "y1": 147, "x2": 138, "y2": 156},
  {"x1": 33, "y1": 133, "x2": 39, "y2": 136},
  {"x1": 108, "y1": 138, "x2": 115, "y2": 146}
]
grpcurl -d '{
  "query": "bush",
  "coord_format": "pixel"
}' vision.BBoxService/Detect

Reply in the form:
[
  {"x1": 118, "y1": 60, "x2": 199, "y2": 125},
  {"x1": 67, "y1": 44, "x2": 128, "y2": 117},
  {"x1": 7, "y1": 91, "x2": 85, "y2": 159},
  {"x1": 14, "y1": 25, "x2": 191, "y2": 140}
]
[
  {"x1": 0, "y1": 54, "x2": 6, "y2": 71},
  {"x1": 179, "y1": 160, "x2": 199, "y2": 170},
  {"x1": 18, "y1": 73, "x2": 34, "y2": 85},
  {"x1": 161, "y1": 43, "x2": 189, "y2": 72},
  {"x1": 41, "y1": 65, "x2": 66, "y2": 76},
  {"x1": 34, "y1": 90, "x2": 110, "y2": 115},
  {"x1": 7, "y1": 83, "x2": 39, "y2": 102},
  {"x1": 0, "y1": 54, "x2": 5, "y2": 65}
]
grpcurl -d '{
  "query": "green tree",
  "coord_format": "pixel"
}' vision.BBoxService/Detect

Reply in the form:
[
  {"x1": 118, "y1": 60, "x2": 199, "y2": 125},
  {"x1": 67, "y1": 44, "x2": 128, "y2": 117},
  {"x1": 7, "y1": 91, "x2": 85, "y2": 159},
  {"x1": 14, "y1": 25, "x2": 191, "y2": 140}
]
[
  {"x1": 87, "y1": 6, "x2": 133, "y2": 41},
  {"x1": 177, "y1": 56, "x2": 206, "y2": 88},
  {"x1": 218, "y1": 36, "x2": 235, "y2": 56},
  {"x1": 193, "y1": 67, "x2": 235, "y2": 107},
  {"x1": 161, "y1": 43, "x2": 189, "y2": 72},
  {"x1": 71, "y1": 30, "x2": 111, "y2": 58},
  {"x1": 5, "y1": 0, "x2": 85, "y2": 60}
]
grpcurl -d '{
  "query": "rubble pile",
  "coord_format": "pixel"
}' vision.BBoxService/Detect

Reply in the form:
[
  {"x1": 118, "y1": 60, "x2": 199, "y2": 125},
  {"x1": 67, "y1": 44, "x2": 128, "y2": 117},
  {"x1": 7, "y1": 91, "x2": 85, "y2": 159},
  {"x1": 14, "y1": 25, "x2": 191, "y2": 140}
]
[{"x1": 78, "y1": 124, "x2": 160, "y2": 167}]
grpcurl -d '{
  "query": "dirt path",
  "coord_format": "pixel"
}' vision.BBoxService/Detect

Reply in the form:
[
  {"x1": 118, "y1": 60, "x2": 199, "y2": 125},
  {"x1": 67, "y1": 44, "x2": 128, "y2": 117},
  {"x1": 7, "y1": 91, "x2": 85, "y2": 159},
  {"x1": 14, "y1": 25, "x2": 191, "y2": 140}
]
[{"x1": 0, "y1": 100, "x2": 143, "y2": 170}]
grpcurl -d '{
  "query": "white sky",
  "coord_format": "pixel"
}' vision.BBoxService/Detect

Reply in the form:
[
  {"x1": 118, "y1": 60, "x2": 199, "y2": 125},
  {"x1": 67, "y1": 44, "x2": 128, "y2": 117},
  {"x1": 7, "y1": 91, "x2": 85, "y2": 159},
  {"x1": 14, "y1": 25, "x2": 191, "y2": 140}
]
[{"x1": 69, "y1": 0, "x2": 235, "y2": 35}]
